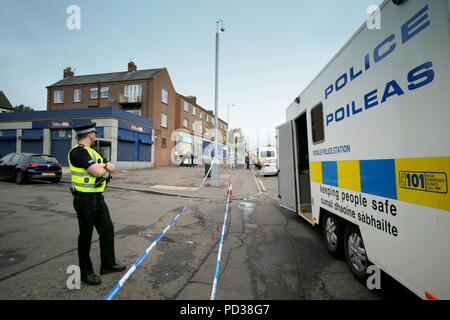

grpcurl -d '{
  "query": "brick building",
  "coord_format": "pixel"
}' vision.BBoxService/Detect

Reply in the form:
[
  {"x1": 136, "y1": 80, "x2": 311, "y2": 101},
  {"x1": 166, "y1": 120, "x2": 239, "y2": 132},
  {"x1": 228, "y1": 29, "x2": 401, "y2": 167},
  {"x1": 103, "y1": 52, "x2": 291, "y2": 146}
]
[
  {"x1": 175, "y1": 94, "x2": 227, "y2": 140},
  {"x1": 174, "y1": 94, "x2": 228, "y2": 160},
  {"x1": 46, "y1": 62, "x2": 227, "y2": 166}
]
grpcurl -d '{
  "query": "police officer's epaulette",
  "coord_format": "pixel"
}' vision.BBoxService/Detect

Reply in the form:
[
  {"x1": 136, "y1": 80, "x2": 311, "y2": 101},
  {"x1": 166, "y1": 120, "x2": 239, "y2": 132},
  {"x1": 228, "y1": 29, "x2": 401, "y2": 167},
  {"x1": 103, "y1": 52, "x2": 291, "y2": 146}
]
[{"x1": 70, "y1": 144, "x2": 87, "y2": 156}]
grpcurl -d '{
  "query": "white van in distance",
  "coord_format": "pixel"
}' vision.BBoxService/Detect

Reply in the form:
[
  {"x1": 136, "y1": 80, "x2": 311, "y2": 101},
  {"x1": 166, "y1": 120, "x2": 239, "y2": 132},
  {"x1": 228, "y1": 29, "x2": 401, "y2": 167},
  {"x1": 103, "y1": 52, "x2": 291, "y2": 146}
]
[{"x1": 255, "y1": 147, "x2": 278, "y2": 176}]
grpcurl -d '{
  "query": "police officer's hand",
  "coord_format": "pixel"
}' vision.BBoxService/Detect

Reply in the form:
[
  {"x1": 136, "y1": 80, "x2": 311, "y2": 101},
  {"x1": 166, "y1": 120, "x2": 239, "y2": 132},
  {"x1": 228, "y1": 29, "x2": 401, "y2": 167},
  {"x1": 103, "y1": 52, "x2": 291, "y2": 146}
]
[{"x1": 104, "y1": 162, "x2": 116, "y2": 173}]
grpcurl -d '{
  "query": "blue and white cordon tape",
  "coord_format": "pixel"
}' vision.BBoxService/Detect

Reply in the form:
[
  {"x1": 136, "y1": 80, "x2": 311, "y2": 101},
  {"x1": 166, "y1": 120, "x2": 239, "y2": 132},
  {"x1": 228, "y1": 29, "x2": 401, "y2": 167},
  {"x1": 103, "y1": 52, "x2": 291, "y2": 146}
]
[
  {"x1": 210, "y1": 179, "x2": 233, "y2": 300},
  {"x1": 103, "y1": 160, "x2": 215, "y2": 300}
]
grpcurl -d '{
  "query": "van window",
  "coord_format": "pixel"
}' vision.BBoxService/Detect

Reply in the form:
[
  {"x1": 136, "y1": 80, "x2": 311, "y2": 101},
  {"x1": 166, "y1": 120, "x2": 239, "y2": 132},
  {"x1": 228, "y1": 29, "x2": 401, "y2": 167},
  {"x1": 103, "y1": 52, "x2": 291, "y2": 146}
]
[
  {"x1": 260, "y1": 151, "x2": 275, "y2": 158},
  {"x1": 311, "y1": 103, "x2": 324, "y2": 143}
]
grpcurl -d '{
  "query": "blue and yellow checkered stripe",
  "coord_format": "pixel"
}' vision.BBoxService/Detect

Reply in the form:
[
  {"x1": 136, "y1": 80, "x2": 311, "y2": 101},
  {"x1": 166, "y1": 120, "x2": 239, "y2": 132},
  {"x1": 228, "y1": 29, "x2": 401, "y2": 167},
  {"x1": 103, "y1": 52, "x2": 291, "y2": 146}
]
[{"x1": 310, "y1": 157, "x2": 450, "y2": 211}]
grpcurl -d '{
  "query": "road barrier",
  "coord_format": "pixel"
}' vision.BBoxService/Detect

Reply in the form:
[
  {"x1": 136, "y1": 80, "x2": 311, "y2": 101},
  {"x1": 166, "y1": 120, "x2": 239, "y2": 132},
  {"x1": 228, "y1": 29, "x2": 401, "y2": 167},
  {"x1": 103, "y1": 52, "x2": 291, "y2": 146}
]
[{"x1": 103, "y1": 160, "x2": 216, "y2": 300}]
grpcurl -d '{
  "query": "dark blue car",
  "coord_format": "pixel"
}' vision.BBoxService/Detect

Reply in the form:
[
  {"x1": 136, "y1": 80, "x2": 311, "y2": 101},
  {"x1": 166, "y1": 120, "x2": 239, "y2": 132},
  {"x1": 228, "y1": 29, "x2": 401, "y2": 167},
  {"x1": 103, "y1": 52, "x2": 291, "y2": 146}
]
[{"x1": 0, "y1": 153, "x2": 63, "y2": 184}]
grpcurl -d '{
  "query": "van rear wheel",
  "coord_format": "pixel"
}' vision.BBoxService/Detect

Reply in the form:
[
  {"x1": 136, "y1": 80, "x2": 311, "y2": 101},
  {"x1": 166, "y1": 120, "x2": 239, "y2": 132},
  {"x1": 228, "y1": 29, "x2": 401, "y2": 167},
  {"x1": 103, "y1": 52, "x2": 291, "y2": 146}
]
[
  {"x1": 322, "y1": 213, "x2": 344, "y2": 258},
  {"x1": 344, "y1": 224, "x2": 370, "y2": 282}
]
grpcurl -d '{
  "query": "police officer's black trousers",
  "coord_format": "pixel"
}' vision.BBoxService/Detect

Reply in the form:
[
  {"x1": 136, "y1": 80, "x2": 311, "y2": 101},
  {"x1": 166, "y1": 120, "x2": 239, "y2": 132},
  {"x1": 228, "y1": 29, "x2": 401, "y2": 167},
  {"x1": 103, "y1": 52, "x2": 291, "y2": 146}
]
[{"x1": 73, "y1": 192, "x2": 116, "y2": 275}]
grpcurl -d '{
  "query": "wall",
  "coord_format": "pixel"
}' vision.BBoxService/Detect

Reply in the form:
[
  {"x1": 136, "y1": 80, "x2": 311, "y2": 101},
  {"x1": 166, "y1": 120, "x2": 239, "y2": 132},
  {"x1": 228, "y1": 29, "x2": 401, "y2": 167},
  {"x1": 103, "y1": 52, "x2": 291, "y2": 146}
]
[
  {"x1": 151, "y1": 69, "x2": 177, "y2": 166},
  {"x1": 47, "y1": 80, "x2": 151, "y2": 112}
]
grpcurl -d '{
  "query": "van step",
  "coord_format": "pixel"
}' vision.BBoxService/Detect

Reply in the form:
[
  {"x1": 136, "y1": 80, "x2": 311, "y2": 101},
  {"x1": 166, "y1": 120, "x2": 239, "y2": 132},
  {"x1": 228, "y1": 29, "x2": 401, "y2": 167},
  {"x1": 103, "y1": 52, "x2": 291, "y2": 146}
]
[{"x1": 300, "y1": 203, "x2": 312, "y2": 213}]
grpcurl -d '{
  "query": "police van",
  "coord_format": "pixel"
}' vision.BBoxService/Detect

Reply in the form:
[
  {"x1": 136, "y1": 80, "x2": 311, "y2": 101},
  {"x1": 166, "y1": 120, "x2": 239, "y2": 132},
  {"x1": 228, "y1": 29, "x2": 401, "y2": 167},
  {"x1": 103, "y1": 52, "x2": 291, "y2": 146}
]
[
  {"x1": 255, "y1": 146, "x2": 277, "y2": 170},
  {"x1": 277, "y1": 0, "x2": 450, "y2": 300}
]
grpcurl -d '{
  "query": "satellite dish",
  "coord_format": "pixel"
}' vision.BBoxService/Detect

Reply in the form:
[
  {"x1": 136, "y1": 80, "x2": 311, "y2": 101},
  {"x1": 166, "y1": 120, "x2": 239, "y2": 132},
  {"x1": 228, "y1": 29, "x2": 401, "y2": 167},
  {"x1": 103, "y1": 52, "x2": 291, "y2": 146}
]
[{"x1": 108, "y1": 96, "x2": 116, "y2": 103}]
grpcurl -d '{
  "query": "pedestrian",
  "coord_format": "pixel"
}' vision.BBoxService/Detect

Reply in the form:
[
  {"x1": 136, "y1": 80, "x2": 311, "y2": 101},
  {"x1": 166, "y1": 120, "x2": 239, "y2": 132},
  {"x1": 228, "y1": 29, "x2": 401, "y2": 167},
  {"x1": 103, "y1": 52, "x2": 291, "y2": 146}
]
[
  {"x1": 68, "y1": 122, "x2": 125, "y2": 285},
  {"x1": 245, "y1": 152, "x2": 250, "y2": 170}
]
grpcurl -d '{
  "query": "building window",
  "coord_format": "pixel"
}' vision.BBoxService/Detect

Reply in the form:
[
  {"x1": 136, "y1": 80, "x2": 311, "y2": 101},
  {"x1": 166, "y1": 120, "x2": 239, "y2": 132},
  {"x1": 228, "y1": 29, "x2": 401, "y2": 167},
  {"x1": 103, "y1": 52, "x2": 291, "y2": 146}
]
[
  {"x1": 74, "y1": 89, "x2": 81, "y2": 102},
  {"x1": 101, "y1": 87, "x2": 109, "y2": 98},
  {"x1": 206, "y1": 114, "x2": 209, "y2": 122},
  {"x1": 90, "y1": 88, "x2": 98, "y2": 99},
  {"x1": 54, "y1": 90, "x2": 64, "y2": 104},
  {"x1": 161, "y1": 113, "x2": 168, "y2": 128},
  {"x1": 183, "y1": 118, "x2": 189, "y2": 128},
  {"x1": 196, "y1": 122, "x2": 202, "y2": 134},
  {"x1": 192, "y1": 106, "x2": 196, "y2": 116},
  {"x1": 162, "y1": 88, "x2": 169, "y2": 104},
  {"x1": 311, "y1": 103, "x2": 325, "y2": 143},
  {"x1": 126, "y1": 109, "x2": 141, "y2": 116},
  {"x1": 192, "y1": 122, "x2": 196, "y2": 131},
  {"x1": 124, "y1": 84, "x2": 142, "y2": 102},
  {"x1": 161, "y1": 138, "x2": 167, "y2": 149},
  {"x1": 183, "y1": 100, "x2": 189, "y2": 112},
  {"x1": 200, "y1": 111, "x2": 203, "y2": 119}
]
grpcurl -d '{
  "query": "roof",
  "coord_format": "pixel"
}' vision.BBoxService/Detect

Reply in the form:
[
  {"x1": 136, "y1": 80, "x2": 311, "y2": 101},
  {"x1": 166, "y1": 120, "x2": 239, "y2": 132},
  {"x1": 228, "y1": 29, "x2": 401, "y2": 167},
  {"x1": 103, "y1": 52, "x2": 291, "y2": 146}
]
[
  {"x1": 0, "y1": 107, "x2": 152, "y2": 128},
  {"x1": 48, "y1": 68, "x2": 165, "y2": 87},
  {"x1": 0, "y1": 91, "x2": 13, "y2": 110}
]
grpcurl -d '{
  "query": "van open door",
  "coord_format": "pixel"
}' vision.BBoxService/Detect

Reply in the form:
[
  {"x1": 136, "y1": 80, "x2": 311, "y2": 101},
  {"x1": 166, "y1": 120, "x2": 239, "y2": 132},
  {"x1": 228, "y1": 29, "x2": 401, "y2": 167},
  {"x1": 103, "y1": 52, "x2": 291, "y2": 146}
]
[
  {"x1": 277, "y1": 121, "x2": 297, "y2": 212},
  {"x1": 294, "y1": 112, "x2": 312, "y2": 221}
]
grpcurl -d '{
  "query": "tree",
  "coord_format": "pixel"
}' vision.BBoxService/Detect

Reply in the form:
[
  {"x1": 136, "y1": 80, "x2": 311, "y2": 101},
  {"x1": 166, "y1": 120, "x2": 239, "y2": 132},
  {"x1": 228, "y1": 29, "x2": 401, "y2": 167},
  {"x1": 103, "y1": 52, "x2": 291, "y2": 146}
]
[{"x1": 13, "y1": 105, "x2": 34, "y2": 112}]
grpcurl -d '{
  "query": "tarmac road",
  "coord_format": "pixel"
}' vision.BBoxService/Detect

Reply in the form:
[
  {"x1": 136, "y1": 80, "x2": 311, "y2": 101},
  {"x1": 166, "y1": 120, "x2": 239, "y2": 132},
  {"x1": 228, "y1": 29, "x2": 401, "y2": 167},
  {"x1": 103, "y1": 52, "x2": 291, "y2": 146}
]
[{"x1": 0, "y1": 167, "x2": 418, "y2": 300}]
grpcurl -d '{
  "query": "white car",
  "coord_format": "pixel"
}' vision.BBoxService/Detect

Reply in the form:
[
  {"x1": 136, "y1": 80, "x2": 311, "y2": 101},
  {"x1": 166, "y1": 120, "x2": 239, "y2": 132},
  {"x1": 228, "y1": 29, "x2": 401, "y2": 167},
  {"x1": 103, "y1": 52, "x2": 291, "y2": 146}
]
[{"x1": 260, "y1": 159, "x2": 278, "y2": 176}]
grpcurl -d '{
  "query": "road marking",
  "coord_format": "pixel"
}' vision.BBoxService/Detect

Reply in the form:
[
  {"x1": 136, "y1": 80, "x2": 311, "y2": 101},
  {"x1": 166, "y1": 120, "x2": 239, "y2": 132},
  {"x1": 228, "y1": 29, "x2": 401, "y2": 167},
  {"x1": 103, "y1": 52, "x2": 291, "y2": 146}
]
[
  {"x1": 250, "y1": 166, "x2": 262, "y2": 192},
  {"x1": 257, "y1": 178, "x2": 267, "y2": 192}
]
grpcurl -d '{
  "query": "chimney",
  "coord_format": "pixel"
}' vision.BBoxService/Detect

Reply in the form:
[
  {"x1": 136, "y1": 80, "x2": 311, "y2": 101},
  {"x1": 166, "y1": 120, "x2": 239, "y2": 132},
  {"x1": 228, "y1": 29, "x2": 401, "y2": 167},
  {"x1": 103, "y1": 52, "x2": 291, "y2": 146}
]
[
  {"x1": 63, "y1": 67, "x2": 74, "y2": 78},
  {"x1": 128, "y1": 61, "x2": 137, "y2": 72},
  {"x1": 185, "y1": 96, "x2": 197, "y2": 105}
]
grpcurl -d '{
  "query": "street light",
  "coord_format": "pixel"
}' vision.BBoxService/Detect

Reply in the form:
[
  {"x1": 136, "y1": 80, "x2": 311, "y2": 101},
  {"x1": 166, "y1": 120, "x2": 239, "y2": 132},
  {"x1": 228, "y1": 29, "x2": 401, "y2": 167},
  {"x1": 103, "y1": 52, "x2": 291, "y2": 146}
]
[
  {"x1": 212, "y1": 19, "x2": 225, "y2": 187},
  {"x1": 227, "y1": 104, "x2": 236, "y2": 168},
  {"x1": 234, "y1": 131, "x2": 241, "y2": 168}
]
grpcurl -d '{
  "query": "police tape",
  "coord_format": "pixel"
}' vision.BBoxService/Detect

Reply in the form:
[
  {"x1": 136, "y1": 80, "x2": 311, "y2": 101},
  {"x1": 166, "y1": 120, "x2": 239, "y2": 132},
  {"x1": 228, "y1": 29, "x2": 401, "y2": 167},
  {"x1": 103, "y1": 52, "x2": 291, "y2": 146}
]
[
  {"x1": 210, "y1": 179, "x2": 232, "y2": 300},
  {"x1": 103, "y1": 160, "x2": 216, "y2": 300}
]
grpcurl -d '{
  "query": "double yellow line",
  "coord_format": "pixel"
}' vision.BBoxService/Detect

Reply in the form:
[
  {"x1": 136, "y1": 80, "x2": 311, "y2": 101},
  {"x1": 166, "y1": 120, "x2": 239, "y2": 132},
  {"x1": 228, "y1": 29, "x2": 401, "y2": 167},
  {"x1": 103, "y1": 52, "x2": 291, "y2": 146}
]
[
  {"x1": 257, "y1": 178, "x2": 267, "y2": 192},
  {"x1": 250, "y1": 165, "x2": 267, "y2": 192}
]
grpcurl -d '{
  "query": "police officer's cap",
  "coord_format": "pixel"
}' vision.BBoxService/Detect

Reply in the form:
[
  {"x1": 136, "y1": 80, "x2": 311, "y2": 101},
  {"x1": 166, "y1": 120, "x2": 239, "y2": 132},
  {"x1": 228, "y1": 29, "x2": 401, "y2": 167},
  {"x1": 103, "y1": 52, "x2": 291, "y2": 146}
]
[{"x1": 73, "y1": 122, "x2": 97, "y2": 135}]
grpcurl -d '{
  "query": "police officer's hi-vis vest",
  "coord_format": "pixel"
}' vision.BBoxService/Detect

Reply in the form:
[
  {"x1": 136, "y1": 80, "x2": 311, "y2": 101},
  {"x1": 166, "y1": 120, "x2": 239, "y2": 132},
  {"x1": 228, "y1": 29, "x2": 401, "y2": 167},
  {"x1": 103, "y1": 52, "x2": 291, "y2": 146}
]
[{"x1": 68, "y1": 144, "x2": 106, "y2": 193}]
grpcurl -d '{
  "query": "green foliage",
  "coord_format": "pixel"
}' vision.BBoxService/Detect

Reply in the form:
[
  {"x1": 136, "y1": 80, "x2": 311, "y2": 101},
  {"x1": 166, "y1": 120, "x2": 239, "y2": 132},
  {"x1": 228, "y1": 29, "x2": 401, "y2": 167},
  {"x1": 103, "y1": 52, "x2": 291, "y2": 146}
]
[{"x1": 13, "y1": 104, "x2": 34, "y2": 112}]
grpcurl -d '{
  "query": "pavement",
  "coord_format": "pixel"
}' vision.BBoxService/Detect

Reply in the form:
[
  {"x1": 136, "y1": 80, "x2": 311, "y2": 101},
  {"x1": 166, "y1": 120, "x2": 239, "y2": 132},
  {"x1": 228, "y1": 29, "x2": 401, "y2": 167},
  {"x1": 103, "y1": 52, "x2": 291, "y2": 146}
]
[{"x1": 62, "y1": 165, "x2": 261, "y2": 199}]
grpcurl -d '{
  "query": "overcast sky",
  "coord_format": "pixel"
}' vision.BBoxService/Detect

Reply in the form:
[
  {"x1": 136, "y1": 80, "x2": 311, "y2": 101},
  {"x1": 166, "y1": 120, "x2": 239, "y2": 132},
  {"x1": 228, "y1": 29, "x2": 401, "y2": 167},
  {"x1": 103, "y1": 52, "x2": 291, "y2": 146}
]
[{"x1": 0, "y1": 0, "x2": 383, "y2": 150}]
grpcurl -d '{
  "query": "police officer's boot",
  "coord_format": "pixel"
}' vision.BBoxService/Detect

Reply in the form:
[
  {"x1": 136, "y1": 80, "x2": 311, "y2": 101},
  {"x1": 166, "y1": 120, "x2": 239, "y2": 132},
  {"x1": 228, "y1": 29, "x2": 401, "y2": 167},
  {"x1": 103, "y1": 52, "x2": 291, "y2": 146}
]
[{"x1": 81, "y1": 273, "x2": 101, "y2": 285}]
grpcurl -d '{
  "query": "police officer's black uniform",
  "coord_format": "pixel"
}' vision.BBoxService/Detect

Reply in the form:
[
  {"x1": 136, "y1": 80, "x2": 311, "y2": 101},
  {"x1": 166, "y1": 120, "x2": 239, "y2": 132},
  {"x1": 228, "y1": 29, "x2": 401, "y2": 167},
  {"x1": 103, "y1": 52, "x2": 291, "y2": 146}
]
[{"x1": 69, "y1": 123, "x2": 125, "y2": 285}]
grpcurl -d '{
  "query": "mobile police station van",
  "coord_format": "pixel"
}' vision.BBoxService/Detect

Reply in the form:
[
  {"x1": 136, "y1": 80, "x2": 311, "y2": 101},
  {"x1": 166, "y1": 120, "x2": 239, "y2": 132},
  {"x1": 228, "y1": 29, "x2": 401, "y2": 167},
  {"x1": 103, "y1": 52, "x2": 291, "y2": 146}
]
[{"x1": 277, "y1": 0, "x2": 450, "y2": 299}]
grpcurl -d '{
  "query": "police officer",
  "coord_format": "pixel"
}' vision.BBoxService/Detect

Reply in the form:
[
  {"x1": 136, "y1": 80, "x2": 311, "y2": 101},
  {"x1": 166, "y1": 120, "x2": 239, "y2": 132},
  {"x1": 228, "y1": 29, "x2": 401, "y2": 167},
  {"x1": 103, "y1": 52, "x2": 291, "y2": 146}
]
[
  {"x1": 68, "y1": 123, "x2": 125, "y2": 285},
  {"x1": 245, "y1": 151, "x2": 250, "y2": 170}
]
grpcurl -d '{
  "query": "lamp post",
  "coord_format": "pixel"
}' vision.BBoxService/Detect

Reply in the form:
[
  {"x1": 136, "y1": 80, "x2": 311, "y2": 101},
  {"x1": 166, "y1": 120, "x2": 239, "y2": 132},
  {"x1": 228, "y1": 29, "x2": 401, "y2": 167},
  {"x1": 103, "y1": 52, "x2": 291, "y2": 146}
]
[
  {"x1": 212, "y1": 19, "x2": 225, "y2": 187},
  {"x1": 227, "y1": 104, "x2": 236, "y2": 168},
  {"x1": 234, "y1": 131, "x2": 240, "y2": 168}
]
